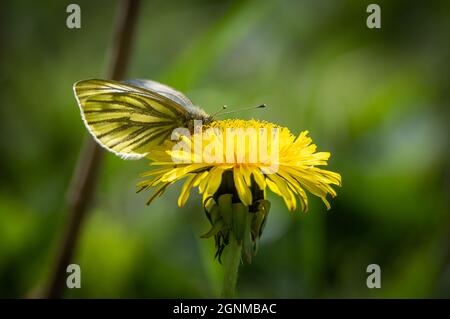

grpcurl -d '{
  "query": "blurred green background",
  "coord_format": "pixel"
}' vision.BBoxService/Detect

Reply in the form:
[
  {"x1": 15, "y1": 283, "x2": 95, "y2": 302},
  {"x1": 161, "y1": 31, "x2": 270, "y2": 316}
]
[{"x1": 1, "y1": 0, "x2": 449, "y2": 298}]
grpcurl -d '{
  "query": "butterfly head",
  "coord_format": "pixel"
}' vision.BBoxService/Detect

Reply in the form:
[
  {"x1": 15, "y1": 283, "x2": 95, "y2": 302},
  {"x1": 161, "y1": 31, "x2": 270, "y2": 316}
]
[{"x1": 183, "y1": 105, "x2": 214, "y2": 132}]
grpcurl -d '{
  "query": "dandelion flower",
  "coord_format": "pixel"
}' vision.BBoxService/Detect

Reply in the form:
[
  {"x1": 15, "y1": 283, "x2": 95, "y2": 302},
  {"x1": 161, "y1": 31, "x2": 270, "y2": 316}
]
[{"x1": 137, "y1": 119, "x2": 341, "y2": 262}]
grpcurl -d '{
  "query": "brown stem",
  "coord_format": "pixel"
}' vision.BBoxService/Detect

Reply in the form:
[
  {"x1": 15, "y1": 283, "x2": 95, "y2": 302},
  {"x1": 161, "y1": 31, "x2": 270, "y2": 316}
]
[{"x1": 42, "y1": 0, "x2": 140, "y2": 299}]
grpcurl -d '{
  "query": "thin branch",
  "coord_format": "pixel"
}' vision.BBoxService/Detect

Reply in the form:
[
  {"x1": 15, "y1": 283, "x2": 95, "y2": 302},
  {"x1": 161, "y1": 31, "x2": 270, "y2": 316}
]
[{"x1": 42, "y1": 0, "x2": 140, "y2": 299}]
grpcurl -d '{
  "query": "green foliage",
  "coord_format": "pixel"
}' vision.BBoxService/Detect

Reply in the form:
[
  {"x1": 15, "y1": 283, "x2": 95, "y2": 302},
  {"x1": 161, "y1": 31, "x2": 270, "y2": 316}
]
[{"x1": 0, "y1": 0, "x2": 449, "y2": 298}]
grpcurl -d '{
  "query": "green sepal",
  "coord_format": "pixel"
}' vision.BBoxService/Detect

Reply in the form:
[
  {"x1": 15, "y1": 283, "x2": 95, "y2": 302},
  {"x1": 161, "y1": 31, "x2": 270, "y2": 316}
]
[
  {"x1": 232, "y1": 203, "x2": 249, "y2": 244},
  {"x1": 209, "y1": 205, "x2": 221, "y2": 224},
  {"x1": 201, "y1": 218, "x2": 225, "y2": 238},
  {"x1": 218, "y1": 194, "x2": 233, "y2": 226},
  {"x1": 201, "y1": 175, "x2": 272, "y2": 263},
  {"x1": 204, "y1": 196, "x2": 217, "y2": 213},
  {"x1": 242, "y1": 215, "x2": 254, "y2": 263},
  {"x1": 252, "y1": 199, "x2": 271, "y2": 238}
]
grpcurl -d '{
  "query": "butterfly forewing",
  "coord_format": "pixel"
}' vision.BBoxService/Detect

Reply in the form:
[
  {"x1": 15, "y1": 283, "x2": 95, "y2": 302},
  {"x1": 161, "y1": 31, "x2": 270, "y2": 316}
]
[{"x1": 74, "y1": 79, "x2": 188, "y2": 159}]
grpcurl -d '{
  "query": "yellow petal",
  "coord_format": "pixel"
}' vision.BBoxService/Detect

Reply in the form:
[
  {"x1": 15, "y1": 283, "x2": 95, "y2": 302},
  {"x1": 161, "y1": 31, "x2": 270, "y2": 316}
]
[
  {"x1": 140, "y1": 167, "x2": 173, "y2": 178},
  {"x1": 266, "y1": 178, "x2": 281, "y2": 196},
  {"x1": 233, "y1": 168, "x2": 252, "y2": 206},
  {"x1": 162, "y1": 164, "x2": 207, "y2": 182},
  {"x1": 252, "y1": 168, "x2": 266, "y2": 190},
  {"x1": 194, "y1": 171, "x2": 209, "y2": 187},
  {"x1": 205, "y1": 167, "x2": 223, "y2": 195},
  {"x1": 198, "y1": 171, "x2": 211, "y2": 193},
  {"x1": 177, "y1": 174, "x2": 196, "y2": 207},
  {"x1": 240, "y1": 166, "x2": 252, "y2": 186},
  {"x1": 322, "y1": 196, "x2": 331, "y2": 210},
  {"x1": 267, "y1": 174, "x2": 296, "y2": 211}
]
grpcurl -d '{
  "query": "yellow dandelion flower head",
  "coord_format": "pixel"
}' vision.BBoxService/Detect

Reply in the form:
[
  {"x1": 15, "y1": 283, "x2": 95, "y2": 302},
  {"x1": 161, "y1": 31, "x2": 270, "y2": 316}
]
[{"x1": 138, "y1": 119, "x2": 341, "y2": 212}]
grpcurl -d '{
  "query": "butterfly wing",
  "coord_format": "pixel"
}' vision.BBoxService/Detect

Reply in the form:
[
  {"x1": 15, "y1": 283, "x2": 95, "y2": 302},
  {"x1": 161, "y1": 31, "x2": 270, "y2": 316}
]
[
  {"x1": 124, "y1": 79, "x2": 210, "y2": 121},
  {"x1": 74, "y1": 79, "x2": 189, "y2": 159},
  {"x1": 122, "y1": 79, "x2": 193, "y2": 107}
]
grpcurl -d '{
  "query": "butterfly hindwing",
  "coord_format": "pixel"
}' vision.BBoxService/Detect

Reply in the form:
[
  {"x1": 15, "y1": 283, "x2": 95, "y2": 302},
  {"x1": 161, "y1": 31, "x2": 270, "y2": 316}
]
[
  {"x1": 74, "y1": 79, "x2": 189, "y2": 159},
  {"x1": 122, "y1": 79, "x2": 194, "y2": 107}
]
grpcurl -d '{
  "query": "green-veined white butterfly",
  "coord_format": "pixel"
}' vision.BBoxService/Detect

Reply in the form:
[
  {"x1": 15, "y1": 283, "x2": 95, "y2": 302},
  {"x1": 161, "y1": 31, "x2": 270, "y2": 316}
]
[{"x1": 73, "y1": 79, "x2": 213, "y2": 159}]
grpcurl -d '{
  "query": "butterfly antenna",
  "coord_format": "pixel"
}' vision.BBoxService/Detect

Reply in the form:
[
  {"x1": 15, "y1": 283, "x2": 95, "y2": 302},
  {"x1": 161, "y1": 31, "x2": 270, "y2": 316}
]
[
  {"x1": 214, "y1": 104, "x2": 267, "y2": 118},
  {"x1": 211, "y1": 105, "x2": 228, "y2": 118}
]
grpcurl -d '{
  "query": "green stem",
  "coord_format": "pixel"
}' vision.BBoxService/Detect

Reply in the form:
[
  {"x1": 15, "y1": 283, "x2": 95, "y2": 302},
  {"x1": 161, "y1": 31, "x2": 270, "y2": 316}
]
[
  {"x1": 221, "y1": 235, "x2": 242, "y2": 298},
  {"x1": 42, "y1": 0, "x2": 140, "y2": 299}
]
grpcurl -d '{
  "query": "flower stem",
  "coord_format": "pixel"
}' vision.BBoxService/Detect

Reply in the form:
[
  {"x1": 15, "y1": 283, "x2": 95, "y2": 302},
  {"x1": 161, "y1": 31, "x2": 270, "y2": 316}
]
[{"x1": 221, "y1": 234, "x2": 242, "y2": 298}]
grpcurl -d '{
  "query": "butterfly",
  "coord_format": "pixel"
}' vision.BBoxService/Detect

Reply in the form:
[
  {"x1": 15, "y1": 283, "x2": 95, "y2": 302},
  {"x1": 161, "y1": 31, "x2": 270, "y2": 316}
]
[{"x1": 73, "y1": 79, "x2": 213, "y2": 159}]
